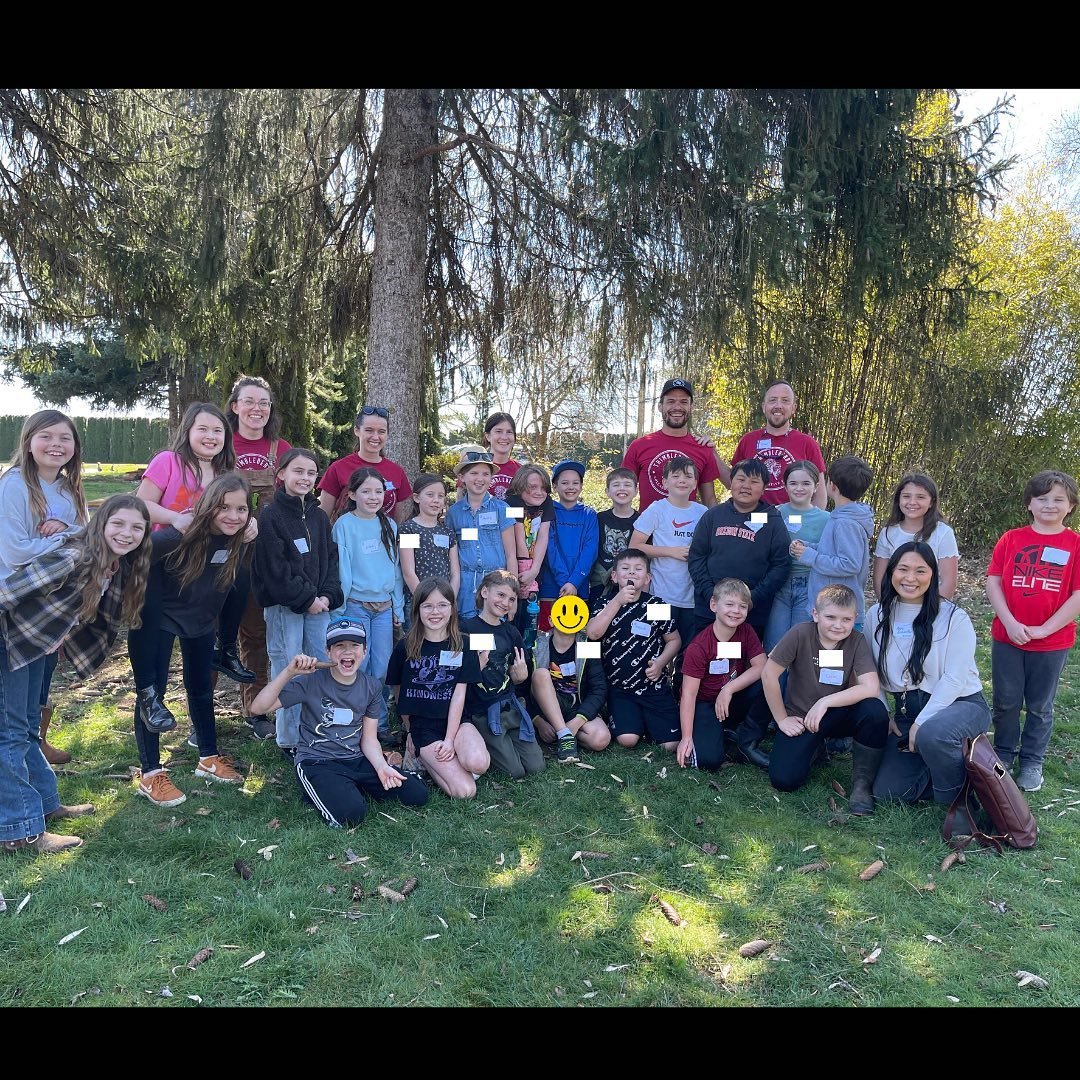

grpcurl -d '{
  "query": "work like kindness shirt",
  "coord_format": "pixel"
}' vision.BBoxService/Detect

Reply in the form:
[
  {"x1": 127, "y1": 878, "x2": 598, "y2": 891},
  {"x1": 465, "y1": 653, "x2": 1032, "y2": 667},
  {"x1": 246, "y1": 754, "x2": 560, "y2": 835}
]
[{"x1": 987, "y1": 525, "x2": 1080, "y2": 652}]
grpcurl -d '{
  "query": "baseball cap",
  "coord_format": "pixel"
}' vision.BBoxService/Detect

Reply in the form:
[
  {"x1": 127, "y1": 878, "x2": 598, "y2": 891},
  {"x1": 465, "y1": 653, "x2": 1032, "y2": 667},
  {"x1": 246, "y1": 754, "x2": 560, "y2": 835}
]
[
  {"x1": 551, "y1": 459, "x2": 586, "y2": 482},
  {"x1": 660, "y1": 378, "x2": 693, "y2": 400},
  {"x1": 326, "y1": 617, "x2": 368, "y2": 648}
]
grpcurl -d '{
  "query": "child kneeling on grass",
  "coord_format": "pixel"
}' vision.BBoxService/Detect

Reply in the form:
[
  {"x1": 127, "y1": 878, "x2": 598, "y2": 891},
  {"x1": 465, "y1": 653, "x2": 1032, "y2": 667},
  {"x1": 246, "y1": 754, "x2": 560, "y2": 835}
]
[{"x1": 250, "y1": 617, "x2": 428, "y2": 827}]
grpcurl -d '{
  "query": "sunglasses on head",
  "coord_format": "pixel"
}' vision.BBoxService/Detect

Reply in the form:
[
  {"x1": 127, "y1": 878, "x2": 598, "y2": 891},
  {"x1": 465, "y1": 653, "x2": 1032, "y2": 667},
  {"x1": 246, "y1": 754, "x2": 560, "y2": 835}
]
[
  {"x1": 462, "y1": 451, "x2": 494, "y2": 464},
  {"x1": 359, "y1": 405, "x2": 389, "y2": 419}
]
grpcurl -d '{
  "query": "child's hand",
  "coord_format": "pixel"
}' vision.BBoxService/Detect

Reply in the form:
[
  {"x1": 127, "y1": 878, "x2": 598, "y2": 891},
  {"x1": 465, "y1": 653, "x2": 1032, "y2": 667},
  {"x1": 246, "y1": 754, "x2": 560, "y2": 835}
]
[
  {"x1": 669, "y1": 546, "x2": 689, "y2": 562},
  {"x1": 907, "y1": 724, "x2": 919, "y2": 752},
  {"x1": 645, "y1": 657, "x2": 665, "y2": 682},
  {"x1": 38, "y1": 518, "x2": 67, "y2": 537},
  {"x1": 789, "y1": 540, "x2": 805, "y2": 558},
  {"x1": 287, "y1": 653, "x2": 319, "y2": 674},
  {"x1": 777, "y1": 715, "x2": 805, "y2": 737},
  {"x1": 519, "y1": 568, "x2": 537, "y2": 586},
  {"x1": 676, "y1": 736, "x2": 695, "y2": 768},
  {"x1": 173, "y1": 508, "x2": 194, "y2": 533},
  {"x1": 888, "y1": 717, "x2": 902, "y2": 738},
  {"x1": 558, "y1": 582, "x2": 577, "y2": 597},
  {"x1": 616, "y1": 582, "x2": 640, "y2": 607},
  {"x1": 1005, "y1": 618, "x2": 1033, "y2": 646},
  {"x1": 432, "y1": 739, "x2": 455, "y2": 762},
  {"x1": 243, "y1": 518, "x2": 259, "y2": 543},
  {"x1": 714, "y1": 685, "x2": 733, "y2": 722},
  {"x1": 307, "y1": 597, "x2": 328, "y2": 615},
  {"x1": 377, "y1": 764, "x2": 407, "y2": 790},
  {"x1": 803, "y1": 700, "x2": 829, "y2": 731},
  {"x1": 509, "y1": 647, "x2": 529, "y2": 680}
]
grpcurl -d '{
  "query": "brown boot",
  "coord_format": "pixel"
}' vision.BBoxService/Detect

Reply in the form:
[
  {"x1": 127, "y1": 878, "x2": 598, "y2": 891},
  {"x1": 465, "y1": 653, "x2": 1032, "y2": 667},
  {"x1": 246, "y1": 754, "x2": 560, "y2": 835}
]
[
  {"x1": 40, "y1": 705, "x2": 72, "y2": 766},
  {"x1": 34, "y1": 832, "x2": 84, "y2": 854},
  {"x1": 46, "y1": 803, "x2": 95, "y2": 821}
]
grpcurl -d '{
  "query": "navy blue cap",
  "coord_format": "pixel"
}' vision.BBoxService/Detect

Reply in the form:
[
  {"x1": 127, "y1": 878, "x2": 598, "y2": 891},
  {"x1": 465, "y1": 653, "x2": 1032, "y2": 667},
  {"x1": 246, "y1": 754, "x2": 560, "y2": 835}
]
[
  {"x1": 326, "y1": 617, "x2": 367, "y2": 647},
  {"x1": 551, "y1": 459, "x2": 586, "y2": 482}
]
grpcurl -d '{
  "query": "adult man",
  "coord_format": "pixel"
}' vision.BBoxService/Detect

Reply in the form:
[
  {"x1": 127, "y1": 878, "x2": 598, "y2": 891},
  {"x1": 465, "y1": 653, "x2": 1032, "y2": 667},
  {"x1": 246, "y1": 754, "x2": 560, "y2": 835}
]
[
  {"x1": 730, "y1": 380, "x2": 827, "y2": 507},
  {"x1": 621, "y1": 379, "x2": 724, "y2": 511}
]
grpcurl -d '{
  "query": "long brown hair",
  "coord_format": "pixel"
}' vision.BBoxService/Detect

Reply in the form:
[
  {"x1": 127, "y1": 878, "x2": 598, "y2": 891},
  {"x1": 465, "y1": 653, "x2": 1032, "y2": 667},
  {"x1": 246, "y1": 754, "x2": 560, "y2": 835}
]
[
  {"x1": 225, "y1": 374, "x2": 281, "y2": 441},
  {"x1": 75, "y1": 495, "x2": 152, "y2": 626},
  {"x1": 166, "y1": 402, "x2": 236, "y2": 493},
  {"x1": 5, "y1": 409, "x2": 87, "y2": 527},
  {"x1": 406, "y1": 577, "x2": 463, "y2": 661},
  {"x1": 884, "y1": 472, "x2": 946, "y2": 541},
  {"x1": 348, "y1": 467, "x2": 398, "y2": 561},
  {"x1": 165, "y1": 474, "x2": 251, "y2": 592}
]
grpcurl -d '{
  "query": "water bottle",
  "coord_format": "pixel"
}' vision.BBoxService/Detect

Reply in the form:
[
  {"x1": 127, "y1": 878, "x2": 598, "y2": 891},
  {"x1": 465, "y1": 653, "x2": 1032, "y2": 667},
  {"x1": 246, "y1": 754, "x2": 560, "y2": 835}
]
[{"x1": 523, "y1": 596, "x2": 540, "y2": 651}]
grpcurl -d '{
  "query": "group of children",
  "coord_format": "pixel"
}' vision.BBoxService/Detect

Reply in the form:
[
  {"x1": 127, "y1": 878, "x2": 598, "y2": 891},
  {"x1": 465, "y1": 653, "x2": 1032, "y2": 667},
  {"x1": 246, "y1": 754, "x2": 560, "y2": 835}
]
[{"x1": 1, "y1": 401, "x2": 1077, "y2": 852}]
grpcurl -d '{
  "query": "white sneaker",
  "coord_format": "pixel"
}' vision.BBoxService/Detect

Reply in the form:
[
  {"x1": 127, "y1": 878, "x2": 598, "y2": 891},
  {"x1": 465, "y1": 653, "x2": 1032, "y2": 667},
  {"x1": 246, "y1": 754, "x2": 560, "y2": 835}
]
[{"x1": 1017, "y1": 766, "x2": 1043, "y2": 792}]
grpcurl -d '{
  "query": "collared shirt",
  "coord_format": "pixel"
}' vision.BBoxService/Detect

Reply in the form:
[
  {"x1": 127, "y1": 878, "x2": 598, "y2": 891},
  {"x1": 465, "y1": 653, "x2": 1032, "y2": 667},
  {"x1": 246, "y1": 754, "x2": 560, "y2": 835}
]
[{"x1": 446, "y1": 494, "x2": 514, "y2": 578}]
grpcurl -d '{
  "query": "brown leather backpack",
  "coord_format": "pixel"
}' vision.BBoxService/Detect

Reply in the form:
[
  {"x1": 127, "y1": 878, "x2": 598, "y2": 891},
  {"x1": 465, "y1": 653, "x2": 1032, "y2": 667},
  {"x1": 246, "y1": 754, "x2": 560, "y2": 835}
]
[{"x1": 942, "y1": 733, "x2": 1038, "y2": 852}]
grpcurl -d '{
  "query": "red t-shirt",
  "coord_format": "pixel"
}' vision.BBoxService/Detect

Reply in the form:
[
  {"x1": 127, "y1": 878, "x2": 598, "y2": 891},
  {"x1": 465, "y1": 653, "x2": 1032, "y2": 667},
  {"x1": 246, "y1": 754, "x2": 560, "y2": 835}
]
[
  {"x1": 232, "y1": 434, "x2": 292, "y2": 472},
  {"x1": 621, "y1": 431, "x2": 722, "y2": 510},
  {"x1": 455, "y1": 458, "x2": 522, "y2": 501},
  {"x1": 987, "y1": 525, "x2": 1080, "y2": 651},
  {"x1": 681, "y1": 622, "x2": 764, "y2": 702},
  {"x1": 731, "y1": 428, "x2": 826, "y2": 505},
  {"x1": 318, "y1": 453, "x2": 412, "y2": 515}
]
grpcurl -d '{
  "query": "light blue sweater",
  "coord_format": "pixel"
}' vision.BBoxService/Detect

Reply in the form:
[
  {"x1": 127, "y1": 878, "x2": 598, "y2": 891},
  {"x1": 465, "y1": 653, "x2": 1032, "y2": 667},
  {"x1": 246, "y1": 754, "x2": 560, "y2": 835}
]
[
  {"x1": 331, "y1": 511, "x2": 404, "y2": 621},
  {"x1": 0, "y1": 468, "x2": 81, "y2": 578}
]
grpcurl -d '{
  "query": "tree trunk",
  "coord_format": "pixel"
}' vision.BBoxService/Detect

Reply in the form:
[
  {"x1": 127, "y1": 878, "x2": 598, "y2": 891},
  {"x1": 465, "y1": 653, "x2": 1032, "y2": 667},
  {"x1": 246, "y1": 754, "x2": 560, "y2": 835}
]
[
  {"x1": 367, "y1": 89, "x2": 437, "y2": 481},
  {"x1": 635, "y1": 352, "x2": 648, "y2": 437}
]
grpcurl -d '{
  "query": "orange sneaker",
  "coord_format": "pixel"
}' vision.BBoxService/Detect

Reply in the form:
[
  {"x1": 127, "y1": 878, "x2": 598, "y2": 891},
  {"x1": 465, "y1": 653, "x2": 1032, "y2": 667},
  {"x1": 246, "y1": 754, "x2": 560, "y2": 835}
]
[
  {"x1": 137, "y1": 769, "x2": 187, "y2": 807},
  {"x1": 195, "y1": 755, "x2": 243, "y2": 784}
]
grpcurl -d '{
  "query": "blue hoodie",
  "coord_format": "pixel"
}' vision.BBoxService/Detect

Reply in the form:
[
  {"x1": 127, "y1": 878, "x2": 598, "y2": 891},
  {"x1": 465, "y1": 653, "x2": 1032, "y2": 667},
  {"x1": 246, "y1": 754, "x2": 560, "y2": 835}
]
[
  {"x1": 797, "y1": 501, "x2": 875, "y2": 623},
  {"x1": 539, "y1": 501, "x2": 599, "y2": 598}
]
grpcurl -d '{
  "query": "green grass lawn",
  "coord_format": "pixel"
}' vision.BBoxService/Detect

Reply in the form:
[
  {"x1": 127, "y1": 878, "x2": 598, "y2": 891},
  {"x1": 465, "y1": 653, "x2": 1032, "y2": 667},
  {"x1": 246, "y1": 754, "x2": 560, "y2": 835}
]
[{"x1": 2, "y1": 567, "x2": 1078, "y2": 1007}]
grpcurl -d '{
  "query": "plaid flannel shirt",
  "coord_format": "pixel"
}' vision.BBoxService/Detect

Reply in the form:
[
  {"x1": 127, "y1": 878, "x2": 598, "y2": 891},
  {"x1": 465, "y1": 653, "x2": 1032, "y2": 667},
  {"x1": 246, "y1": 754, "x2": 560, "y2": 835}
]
[{"x1": 0, "y1": 541, "x2": 129, "y2": 678}]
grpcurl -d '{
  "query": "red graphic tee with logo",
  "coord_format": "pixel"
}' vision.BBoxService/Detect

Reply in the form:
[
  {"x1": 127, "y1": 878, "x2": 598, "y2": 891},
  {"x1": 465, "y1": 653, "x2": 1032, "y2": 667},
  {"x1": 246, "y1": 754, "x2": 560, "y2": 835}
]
[
  {"x1": 987, "y1": 525, "x2": 1080, "y2": 651},
  {"x1": 731, "y1": 428, "x2": 826, "y2": 504},
  {"x1": 318, "y1": 453, "x2": 412, "y2": 515},
  {"x1": 621, "y1": 431, "x2": 722, "y2": 510}
]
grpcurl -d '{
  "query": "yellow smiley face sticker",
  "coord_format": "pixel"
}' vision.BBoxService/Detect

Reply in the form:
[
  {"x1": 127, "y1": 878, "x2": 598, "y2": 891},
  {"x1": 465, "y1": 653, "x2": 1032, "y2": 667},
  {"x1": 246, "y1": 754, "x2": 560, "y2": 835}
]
[{"x1": 550, "y1": 596, "x2": 590, "y2": 634}]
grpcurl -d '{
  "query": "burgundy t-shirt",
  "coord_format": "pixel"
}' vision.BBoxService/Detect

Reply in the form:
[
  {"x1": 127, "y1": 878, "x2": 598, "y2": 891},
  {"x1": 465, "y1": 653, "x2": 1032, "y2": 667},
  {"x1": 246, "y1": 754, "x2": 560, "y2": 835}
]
[
  {"x1": 621, "y1": 431, "x2": 722, "y2": 510},
  {"x1": 681, "y1": 623, "x2": 764, "y2": 703},
  {"x1": 318, "y1": 453, "x2": 412, "y2": 515},
  {"x1": 731, "y1": 428, "x2": 826, "y2": 505}
]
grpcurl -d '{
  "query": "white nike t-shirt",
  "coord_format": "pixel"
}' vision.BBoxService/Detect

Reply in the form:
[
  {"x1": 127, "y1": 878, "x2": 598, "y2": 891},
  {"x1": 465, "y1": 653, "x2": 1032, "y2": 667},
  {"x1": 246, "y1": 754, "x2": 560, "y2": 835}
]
[{"x1": 633, "y1": 498, "x2": 708, "y2": 608}]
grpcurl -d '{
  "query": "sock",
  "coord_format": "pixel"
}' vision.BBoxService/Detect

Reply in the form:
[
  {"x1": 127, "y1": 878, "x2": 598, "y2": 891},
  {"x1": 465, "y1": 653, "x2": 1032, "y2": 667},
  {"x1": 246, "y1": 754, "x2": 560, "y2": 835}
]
[{"x1": 556, "y1": 727, "x2": 572, "y2": 739}]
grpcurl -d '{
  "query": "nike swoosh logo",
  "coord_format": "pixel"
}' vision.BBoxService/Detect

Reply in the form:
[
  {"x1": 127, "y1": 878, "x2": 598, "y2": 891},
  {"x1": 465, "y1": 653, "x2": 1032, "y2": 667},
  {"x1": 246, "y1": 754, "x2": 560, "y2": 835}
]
[{"x1": 672, "y1": 519, "x2": 693, "y2": 528}]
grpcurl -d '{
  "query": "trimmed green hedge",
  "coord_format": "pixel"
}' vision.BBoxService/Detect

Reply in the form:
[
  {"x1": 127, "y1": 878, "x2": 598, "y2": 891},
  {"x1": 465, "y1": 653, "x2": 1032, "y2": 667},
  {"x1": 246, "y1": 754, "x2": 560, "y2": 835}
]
[{"x1": 0, "y1": 415, "x2": 169, "y2": 464}]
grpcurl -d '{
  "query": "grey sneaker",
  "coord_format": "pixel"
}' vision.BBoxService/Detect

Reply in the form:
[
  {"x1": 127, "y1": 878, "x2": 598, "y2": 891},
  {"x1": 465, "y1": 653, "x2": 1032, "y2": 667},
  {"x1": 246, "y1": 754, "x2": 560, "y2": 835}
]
[
  {"x1": 557, "y1": 733, "x2": 579, "y2": 763},
  {"x1": 1017, "y1": 766, "x2": 1043, "y2": 792},
  {"x1": 245, "y1": 715, "x2": 276, "y2": 741},
  {"x1": 186, "y1": 734, "x2": 199, "y2": 749}
]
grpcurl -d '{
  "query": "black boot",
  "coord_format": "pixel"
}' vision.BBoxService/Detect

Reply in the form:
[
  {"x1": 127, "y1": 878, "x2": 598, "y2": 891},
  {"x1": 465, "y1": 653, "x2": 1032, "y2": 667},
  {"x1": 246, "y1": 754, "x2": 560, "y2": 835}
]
[
  {"x1": 212, "y1": 641, "x2": 256, "y2": 683},
  {"x1": 849, "y1": 742, "x2": 884, "y2": 815},
  {"x1": 735, "y1": 719, "x2": 770, "y2": 771},
  {"x1": 137, "y1": 686, "x2": 177, "y2": 734}
]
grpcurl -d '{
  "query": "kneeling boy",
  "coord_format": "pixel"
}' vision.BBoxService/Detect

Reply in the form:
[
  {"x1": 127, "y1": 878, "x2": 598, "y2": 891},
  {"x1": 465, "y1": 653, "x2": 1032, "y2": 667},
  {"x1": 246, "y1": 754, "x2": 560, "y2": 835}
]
[
  {"x1": 752, "y1": 584, "x2": 888, "y2": 812},
  {"x1": 677, "y1": 578, "x2": 766, "y2": 771},
  {"x1": 587, "y1": 548, "x2": 681, "y2": 751},
  {"x1": 251, "y1": 617, "x2": 428, "y2": 827}
]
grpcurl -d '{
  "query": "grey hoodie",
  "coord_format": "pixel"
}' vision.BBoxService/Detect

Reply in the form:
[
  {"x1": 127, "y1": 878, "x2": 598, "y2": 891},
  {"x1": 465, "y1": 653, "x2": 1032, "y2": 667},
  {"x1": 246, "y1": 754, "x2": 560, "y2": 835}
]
[{"x1": 797, "y1": 501, "x2": 875, "y2": 623}]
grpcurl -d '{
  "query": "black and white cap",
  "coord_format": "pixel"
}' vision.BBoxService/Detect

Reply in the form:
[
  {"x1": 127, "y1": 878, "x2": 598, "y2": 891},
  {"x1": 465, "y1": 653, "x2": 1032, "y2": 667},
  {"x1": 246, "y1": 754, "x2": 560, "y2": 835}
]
[{"x1": 326, "y1": 617, "x2": 368, "y2": 648}]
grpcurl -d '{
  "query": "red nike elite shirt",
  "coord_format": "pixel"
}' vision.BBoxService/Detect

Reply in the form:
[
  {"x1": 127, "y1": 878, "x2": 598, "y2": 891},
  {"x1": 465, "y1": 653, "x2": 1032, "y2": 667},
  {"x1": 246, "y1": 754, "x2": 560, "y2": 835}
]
[
  {"x1": 622, "y1": 431, "x2": 721, "y2": 510},
  {"x1": 731, "y1": 428, "x2": 826, "y2": 504}
]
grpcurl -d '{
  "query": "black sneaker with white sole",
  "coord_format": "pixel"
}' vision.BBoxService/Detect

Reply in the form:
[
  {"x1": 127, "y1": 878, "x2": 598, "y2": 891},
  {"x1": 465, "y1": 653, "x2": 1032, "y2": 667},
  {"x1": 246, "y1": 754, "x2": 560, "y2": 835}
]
[
  {"x1": 245, "y1": 715, "x2": 277, "y2": 740},
  {"x1": 557, "y1": 733, "x2": 579, "y2": 763}
]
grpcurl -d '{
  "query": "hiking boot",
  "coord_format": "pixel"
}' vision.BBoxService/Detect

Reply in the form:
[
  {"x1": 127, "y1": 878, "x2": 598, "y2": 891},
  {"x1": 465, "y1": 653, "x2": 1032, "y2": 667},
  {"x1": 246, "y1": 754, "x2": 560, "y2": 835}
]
[
  {"x1": 195, "y1": 755, "x2": 243, "y2": 784},
  {"x1": 1017, "y1": 766, "x2": 1044, "y2": 792},
  {"x1": 826, "y1": 736, "x2": 853, "y2": 755},
  {"x1": 735, "y1": 722, "x2": 770, "y2": 770},
  {"x1": 136, "y1": 686, "x2": 177, "y2": 734},
  {"x1": 211, "y1": 642, "x2": 256, "y2": 684},
  {"x1": 557, "y1": 733, "x2": 579, "y2": 763},
  {"x1": 849, "y1": 742, "x2": 884, "y2": 815},
  {"x1": 245, "y1": 715, "x2": 276, "y2": 741},
  {"x1": 137, "y1": 769, "x2": 187, "y2": 807},
  {"x1": 46, "y1": 803, "x2": 95, "y2": 821},
  {"x1": 39, "y1": 705, "x2": 72, "y2": 765}
]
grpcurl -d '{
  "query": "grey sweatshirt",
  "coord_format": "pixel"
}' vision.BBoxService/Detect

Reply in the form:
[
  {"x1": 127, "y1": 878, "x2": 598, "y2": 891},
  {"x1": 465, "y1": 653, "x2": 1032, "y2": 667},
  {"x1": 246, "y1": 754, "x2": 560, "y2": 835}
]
[
  {"x1": 797, "y1": 501, "x2": 875, "y2": 623},
  {"x1": 0, "y1": 468, "x2": 81, "y2": 578}
]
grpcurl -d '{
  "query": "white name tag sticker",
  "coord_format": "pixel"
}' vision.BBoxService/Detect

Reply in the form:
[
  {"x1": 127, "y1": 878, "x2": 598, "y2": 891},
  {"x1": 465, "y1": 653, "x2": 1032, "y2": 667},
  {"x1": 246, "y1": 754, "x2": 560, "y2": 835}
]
[
  {"x1": 756, "y1": 438, "x2": 772, "y2": 450},
  {"x1": 293, "y1": 537, "x2": 310, "y2": 554},
  {"x1": 646, "y1": 603, "x2": 671, "y2": 621},
  {"x1": 819, "y1": 667, "x2": 844, "y2": 685},
  {"x1": 398, "y1": 533, "x2": 420, "y2": 549},
  {"x1": 788, "y1": 515, "x2": 802, "y2": 525},
  {"x1": 469, "y1": 633, "x2": 496, "y2": 651},
  {"x1": 461, "y1": 528, "x2": 479, "y2": 541},
  {"x1": 385, "y1": 481, "x2": 395, "y2": 492},
  {"x1": 361, "y1": 538, "x2": 381, "y2": 554},
  {"x1": 630, "y1": 619, "x2": 652, "y2": 637},
  {"x1": 750, "y1": 513, "x2": 768, "y2": 524},
  {"x1": 331, "y1": 708, "x2": 354, "y2": 726},
  {"x1": 210, "y1": 549, "x2": 229, "y2": 564},
  {"x1": 819, "y1": 649, "x2": 845, "y2": 667},
  {"x1": 716, "y1": 641, "x2": 742, "y2": 659},
  {"x1": 559, "y1": 662, "x2": 578, "y2": 677},
  {"x1": 1043, "y1": 546, "x2": 1071, "y2": 565},
  {"x1": 506, "y1": 505, "x2": 525, "y2": 519},
  {"x1": 439, "y1": 650, "x2": 463, "y2": 667},
  {"x1": 433, "y1": 533, "x2": 451, "y2": 549},
  {"x1": 576, "y1": 641, "x2": 602, "y2": 659},
  {"x1": 709, "y1": 658, "x2": 730, "y2": 676},
  {"x1": 478, "y1": 512, "x2": 498, "y2": 527},
  {"x1": 894, "y1": 623, "x2": 914, "y2": 639}
]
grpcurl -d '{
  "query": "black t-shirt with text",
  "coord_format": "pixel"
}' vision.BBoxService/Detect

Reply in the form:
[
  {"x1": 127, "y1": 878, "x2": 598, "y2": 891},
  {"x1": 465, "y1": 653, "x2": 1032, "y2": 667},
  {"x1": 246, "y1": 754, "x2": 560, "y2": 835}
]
[{"x1": 387, "y1": 637, "x2": 481, "y2": 721}]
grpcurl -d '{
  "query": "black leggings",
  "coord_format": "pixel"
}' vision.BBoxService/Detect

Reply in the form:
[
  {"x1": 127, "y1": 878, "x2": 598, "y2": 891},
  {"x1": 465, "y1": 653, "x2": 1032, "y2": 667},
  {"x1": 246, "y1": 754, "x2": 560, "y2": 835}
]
[{"x1": 131, "y1": 630, "x2": 218, "y2": 773}]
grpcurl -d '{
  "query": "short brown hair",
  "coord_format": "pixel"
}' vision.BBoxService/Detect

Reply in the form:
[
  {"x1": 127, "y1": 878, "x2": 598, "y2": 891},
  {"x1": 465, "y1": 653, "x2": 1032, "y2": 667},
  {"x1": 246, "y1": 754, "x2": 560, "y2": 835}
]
[
  {"x1": 814, "y1": 584, "x2": 858, "y2": 612},
  {"x1": 605, "y1": 467, "x2": 637, "y2": 489},
  {"x1": 827, "y1": 455, "x2": 873, "y2": 501},
  {"x1": 1023, "y1": 470, "x2": 1078, "y2": 521},
  {"x1": 662, "y1": 456, "x2": 697, "y2": 480}
]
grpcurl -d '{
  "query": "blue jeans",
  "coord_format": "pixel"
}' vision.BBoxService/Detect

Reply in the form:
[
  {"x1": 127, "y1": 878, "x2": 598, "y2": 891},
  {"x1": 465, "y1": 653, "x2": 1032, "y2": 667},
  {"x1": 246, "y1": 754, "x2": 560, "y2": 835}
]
[
  {"x1": 873, "y1": 691, "x2": 991, "y2": 804},
  {"x1": 1, "y1": 643, "x2": 58, "y2": 843},
  {"x1": 991, "y1": 639, "x2": 1070, "y2": 769},
  {"x1": 764, "y1": 574, "x2": 811, "y2": 652},
  {"x1": 343, "y1": 601, "x2": 392, "y2": 732},
  {"x1": 264, "y1": 605, "x2": 331, "y2": 749}
]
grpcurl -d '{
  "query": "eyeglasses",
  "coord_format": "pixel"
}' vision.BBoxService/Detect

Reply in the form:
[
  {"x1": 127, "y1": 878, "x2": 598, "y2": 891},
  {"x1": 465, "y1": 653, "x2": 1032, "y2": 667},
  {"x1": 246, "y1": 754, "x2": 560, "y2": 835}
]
[
  {"x1": 238, "y1": 398, "x2": 272, "y2": 409},
  {"x1": 359, "y1": 406, "x2": 389, "y2": 419},
  {"x1": 419, "y1": 601, "x2": 452, "y2": 612},
  {"x1": 461, "y1": 451, "x2": 494, "y2": 464}
]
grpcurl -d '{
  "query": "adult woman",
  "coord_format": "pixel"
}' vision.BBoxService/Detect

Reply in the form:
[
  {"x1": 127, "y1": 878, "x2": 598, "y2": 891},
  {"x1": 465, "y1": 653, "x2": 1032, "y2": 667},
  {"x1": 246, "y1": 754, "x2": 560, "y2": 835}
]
[
  {"x1": 317, "y1": 406, "x2": 412, "y2": 525},
  {"x1": 224, "y1": 375, "x2": 292, "y2": 738},
  {"x1": 456, "y1": 412, "x2": 521, "y2": 500},
  {"x1": 865, "y1": 541, "x2": 990, "y2": 807}
]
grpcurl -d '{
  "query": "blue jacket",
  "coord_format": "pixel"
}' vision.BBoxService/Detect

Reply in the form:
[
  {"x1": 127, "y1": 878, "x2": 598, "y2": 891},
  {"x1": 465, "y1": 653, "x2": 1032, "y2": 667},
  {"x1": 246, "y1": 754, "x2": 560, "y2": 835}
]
[{"x1": 539, "y1": 501, "x2": 599, "y2": 597}]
